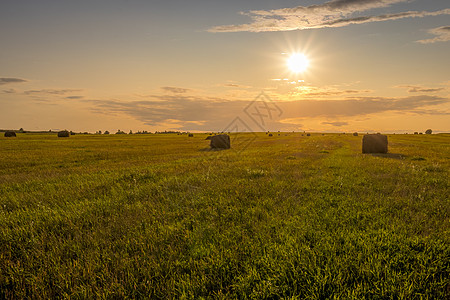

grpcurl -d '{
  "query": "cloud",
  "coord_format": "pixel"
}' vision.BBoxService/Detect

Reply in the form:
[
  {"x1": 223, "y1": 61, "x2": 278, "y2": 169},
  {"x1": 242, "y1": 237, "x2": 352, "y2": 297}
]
[
  {"x1": 280, "y1": 95, "x2": 449, "y2": 119},
  {"x1": 161, "y1": 86, "x2": 190, "y2": 94},
  {"x1": 24, "y1": 89, "x2": 81, "y2": 95},
  {"x1": 86, "y1": 95, "x2": 247, "y2": 131},
  {"x1": 294, "y1": 87, "x2": 372, "y2": 97},
  {"x1": 208, "y1": 0, "x2": 450, "y2": 33},
  {"x1": 223, "y1": 83, "x2": 252, "y2": 89},
  {"x1": 321, "y1": 10, "x2": 450, "y2": 28},
  {"x1": 417, "y1": 26, "x2": 450, "y2": 44},
  {"x1": 65, "y1": 96, "x2": 84, "y2": 100},
  {"x1": 0, "y1": 78, "x2": 27, "y2": 85},
  {"x1": 87, "y1": 93, "x2": 449, "y2": 131},
  {"x1": 322, "y1": 121, "x2": 349, "y2": 127},
  {"x1": 396, "y1": 85, "x2": 445, "y2": 93}
]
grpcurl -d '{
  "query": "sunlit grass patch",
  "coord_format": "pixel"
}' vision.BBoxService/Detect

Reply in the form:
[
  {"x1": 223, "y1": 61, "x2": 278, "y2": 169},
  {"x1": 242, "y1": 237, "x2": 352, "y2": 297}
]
[{"x1": 0, "y1": 133, "x2": 449, "y2": 298}]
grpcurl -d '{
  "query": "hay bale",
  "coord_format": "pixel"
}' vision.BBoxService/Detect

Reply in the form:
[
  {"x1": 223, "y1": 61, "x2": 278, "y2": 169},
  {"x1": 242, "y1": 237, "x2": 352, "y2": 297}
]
[
  {"x1": 414, "y1": 132, "x2": 418, "y2": 135},
  {"x1": 210, "y1": 134, "x2": 230, "y2": 149},
  {"x1": 58, "y1": 130, "x2": 70, "y2": 137},
  {"x1": 268, "y1": 133, "x2": 273, "y2": 137},
  {"x1": 306, "y1": 133, "x2": 311, "y2": 136},
  {"x1": 188, "y1": 133, "x2": 194, "y2": 137},
  {"x1": 362, "y1": 134, "x2": 388, "y2": 154},
  {"x1": 4, "y1": 131, "x2": 16, "y2": 137},
  {"x1": 353, "y1": 132, "x2": 358, "y2": 136}
]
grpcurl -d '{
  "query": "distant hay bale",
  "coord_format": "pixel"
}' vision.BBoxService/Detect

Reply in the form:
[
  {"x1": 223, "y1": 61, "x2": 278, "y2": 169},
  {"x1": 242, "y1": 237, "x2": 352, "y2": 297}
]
[
  {"x1": 57, "y1": 130, "x2": 70, "y2": 137},
  {"x1": 210, "y1": 134, "x2": 230, "y2": 149},
  {"x1": 188, "y1": 133, "x2": 194, "y2": 137},
  {"x1": 414, "y1": 132, "x2": 418, "y2": 135},
  {"x1": 306, "y1": 133, "x2": 311, "y2": 136},
  {"x1": 4, "y1": 131, "x2": 16, "y2": 137},
  {"x1": 362, "y1": 134, "x2": 388, "y2": 154},
  {"x1": 353, "y1": 132, "x2": 358, "y2": 136},
  {"x1": 268, "y1": 133, "x2": 273, "y2": 137}
]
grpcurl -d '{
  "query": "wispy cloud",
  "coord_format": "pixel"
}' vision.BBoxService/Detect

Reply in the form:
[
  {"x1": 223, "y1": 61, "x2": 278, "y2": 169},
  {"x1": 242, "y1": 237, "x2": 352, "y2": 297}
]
[
  {"x1": 209, "y1": 0, "x2": 450, "y2": 33},
  {"x1": 294, "y1": 86, "x2": 372, "y2": 97},
  {"x1": 280, "y1": 95, "x2": 449, "y2": 119},
  {"x1": 417, "y1": 26, "x2": 450, "y2": 44},
  {"x1": 24, "y1": 89, "x2": 81, "y2": 95},
  {"x1": 396, "y1": 85, "x2": 445, "y2": 93},
  {"x1": 223, "y1": 83, "x2": 252, "y2": 89},
  {"x1": 161, "y1": 86, "x2": 191, "y2": 94},
  {"x1": 322, "y1": 121, "x2": 349, "y2": 127},
  {"x1": 87, "y1": 93, "x2": 449, "y2": 131},
  {"x1": 65, "y1": 96, "x2": 84, "y2": 100},
  {"x1": 0, "y1": 78, "x2": 27, "y2": 85},
  {"x1": 2, "y1": 89, "x2": 17, "y2": 94},
  {"x1": 86, "y1": 95, "x2": 246, "y2": 131}
]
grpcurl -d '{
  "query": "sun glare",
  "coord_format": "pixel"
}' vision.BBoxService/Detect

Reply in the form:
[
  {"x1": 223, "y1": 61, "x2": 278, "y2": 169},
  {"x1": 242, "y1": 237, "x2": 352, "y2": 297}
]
[{"x1": 287, "y1": 53, "x2": 309, "y2": 73}]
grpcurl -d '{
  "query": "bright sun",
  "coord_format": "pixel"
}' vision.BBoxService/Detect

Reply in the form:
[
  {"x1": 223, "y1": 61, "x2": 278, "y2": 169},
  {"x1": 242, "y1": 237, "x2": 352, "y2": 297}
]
[{"x1": 287, "y1": 53, "x2": 309, "y2": 73}]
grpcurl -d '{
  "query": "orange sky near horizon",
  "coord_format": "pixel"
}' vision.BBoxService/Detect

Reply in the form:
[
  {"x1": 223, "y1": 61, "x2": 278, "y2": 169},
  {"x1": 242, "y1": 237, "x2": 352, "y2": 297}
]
[{"x1": 1, "y1": 0, "x2": 449, "y2": 133}]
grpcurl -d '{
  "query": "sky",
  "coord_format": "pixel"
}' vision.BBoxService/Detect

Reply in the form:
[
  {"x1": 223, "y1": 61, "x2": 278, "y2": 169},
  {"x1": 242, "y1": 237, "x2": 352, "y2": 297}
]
[{"x1": 1, "y1": 0, "x2": 449, "y2": 133}]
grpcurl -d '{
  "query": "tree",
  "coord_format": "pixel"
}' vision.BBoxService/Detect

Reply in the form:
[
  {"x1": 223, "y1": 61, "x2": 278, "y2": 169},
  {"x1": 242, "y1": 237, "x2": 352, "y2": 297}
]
[{"x1": 425, "y1": 129, "x2": 432, "y2": 134}]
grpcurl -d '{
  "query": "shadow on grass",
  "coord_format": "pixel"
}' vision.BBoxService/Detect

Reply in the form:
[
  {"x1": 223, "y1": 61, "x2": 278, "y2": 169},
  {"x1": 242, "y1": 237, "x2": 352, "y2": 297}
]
[
  {"x1": 198, "y1": 147, "x2": 230, "y2": 152},
  {"x1": 369, "y1": 153, "x2": 405, "y2": 160}
]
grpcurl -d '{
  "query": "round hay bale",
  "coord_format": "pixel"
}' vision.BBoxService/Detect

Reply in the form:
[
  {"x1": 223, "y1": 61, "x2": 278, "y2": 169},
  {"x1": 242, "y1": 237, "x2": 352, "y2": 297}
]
[
  {"x1": 210, "y1": 134, "x2": 230, "y2": 149},
  {"x1": 268, "y1": 133, "x2": 273, "y2": 137},
  {"x1": 353, "y1": 132, "x2": 358, "y2": 136},
  {"x1": 362, "y1": 134, "x2": 388, "y2": 154},
  {"x1": 58, "y1": 130, "x2": 70, "y2": 137},
  {"x1": 306, "y1": 133, "x2": 311, "y2": 136},
  {"x1": 188, "y1": 133, "x2": 194, "y2": 137},
  {"x1": 4, "y1": 131, "x2": 16, "y2": 137}
]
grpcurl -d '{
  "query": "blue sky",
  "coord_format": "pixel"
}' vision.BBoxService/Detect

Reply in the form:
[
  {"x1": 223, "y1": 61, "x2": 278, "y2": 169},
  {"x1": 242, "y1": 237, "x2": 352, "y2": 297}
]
[{"x1": 1, "y1": 0, "x2": 449, "y2": 132}]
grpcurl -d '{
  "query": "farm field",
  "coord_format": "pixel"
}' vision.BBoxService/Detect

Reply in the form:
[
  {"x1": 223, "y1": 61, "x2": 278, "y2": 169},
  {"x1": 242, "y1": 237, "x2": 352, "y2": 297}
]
[{"x1": 0, "y1": 132, "x2": 449, "y2": 298}]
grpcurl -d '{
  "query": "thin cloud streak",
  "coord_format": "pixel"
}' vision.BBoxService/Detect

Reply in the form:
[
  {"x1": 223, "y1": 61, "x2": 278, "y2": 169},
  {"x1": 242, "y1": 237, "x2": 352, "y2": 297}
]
[
  {"x1": 322, "y1": 121, "x2": 349, "y2": 127},
  {"x1": 161, "y1": 86, "x2": 191, "y2": 94},
  {"x1": 396, "y1": 85, "x2": 445, "y2": 93},
  {"x1": 417, "y1": 26, "x2": 450, "y2": 44},
  {"x1": 24, "y1": 89, "x2": 82, "y2": 95},
  {"x1": 0, "y1": 78, "x2": 27, "y2": 85},
  {"x1": 208, "y1": 0, "x2": 450, "y2": 33}
]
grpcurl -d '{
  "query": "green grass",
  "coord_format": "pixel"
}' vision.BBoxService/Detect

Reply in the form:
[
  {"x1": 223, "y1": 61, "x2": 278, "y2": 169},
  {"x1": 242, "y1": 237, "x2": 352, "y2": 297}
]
[{"x1": 1, "y1": 133, "x2": 449, "y2": 298}]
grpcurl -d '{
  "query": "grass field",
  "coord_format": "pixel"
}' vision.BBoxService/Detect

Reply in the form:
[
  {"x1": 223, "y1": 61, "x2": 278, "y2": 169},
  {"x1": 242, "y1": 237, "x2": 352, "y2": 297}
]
[{"x1": 0, "y1": 132, "x2": 449, "y2": 298}]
